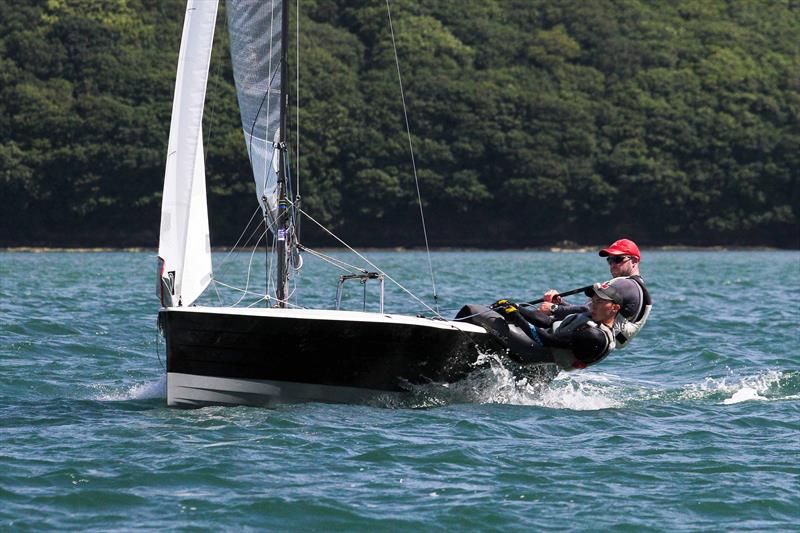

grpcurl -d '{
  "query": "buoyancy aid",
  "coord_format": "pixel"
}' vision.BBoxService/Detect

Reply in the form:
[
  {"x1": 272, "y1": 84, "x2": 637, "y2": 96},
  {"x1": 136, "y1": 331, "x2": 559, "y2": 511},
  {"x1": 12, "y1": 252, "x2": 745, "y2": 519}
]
[{"x1": 610, "y1": 275, "x2": 651, "y2": 348}]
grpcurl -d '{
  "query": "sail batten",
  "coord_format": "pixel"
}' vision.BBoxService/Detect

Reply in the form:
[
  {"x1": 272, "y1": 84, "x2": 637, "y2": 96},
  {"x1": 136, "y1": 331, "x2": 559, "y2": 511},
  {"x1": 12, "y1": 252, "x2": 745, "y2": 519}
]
[{"x1": 157, "y1": 0, "x2": 218, "y2": 307}]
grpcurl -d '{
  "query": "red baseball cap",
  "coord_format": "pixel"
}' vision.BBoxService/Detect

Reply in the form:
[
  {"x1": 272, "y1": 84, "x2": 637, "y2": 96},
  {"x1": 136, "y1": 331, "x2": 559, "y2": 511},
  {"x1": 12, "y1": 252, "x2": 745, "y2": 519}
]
[{"x1": 599, "y1": 239, "x2": 641, "y2": 261}]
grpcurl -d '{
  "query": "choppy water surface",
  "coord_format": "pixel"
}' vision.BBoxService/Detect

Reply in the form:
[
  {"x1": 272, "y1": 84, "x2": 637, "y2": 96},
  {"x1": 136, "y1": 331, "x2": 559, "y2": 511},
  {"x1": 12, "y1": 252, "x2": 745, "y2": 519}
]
[{"x1": 1, "y1": 250, "x2": 798, "y2": 530}]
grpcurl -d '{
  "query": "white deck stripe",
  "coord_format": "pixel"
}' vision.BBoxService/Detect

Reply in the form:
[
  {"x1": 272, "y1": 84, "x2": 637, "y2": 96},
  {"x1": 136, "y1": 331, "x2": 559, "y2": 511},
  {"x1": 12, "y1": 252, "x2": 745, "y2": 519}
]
[{"x1": 164, "y1": 306, "x2": 487, "y2": 334}]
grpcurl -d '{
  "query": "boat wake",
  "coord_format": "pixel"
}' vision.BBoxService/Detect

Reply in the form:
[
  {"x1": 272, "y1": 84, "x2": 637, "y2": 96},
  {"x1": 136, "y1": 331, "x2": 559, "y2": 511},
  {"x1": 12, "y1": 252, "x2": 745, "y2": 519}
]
[
  {"x1": 89, "y1": 367, "x2": 797, "y2": 410},
  {"x1": 376, "y1": 352, "x2": 622, "y2": 410},
  {"x1": 444, "y1": 358, "x2": 626, "y2": 410},
  {"x1": 384, "y1": 357, "x2": 799, "y2": 411},
  {"x1": 92, "y1": 374, "x2": 167, "y2": 401}
]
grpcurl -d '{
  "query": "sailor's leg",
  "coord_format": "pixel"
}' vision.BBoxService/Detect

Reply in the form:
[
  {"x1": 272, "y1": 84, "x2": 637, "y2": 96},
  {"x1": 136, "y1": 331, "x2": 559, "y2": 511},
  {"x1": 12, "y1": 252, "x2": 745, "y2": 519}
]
[
  {"x1": 455, "y1": 305, "x2": 555, "y2": 365},
  {"x1": 511, "y1": 343, "x2": 556, "y2": 365},
  {"x1": 518, "y1": 307, "x2": 555, "y2": 328},
  {"x1": 455, "y1": 304, "x2": 489, "y2": 323},
  {"x1": 455, "y1": 305, "x2": 512, "y2": 339}
]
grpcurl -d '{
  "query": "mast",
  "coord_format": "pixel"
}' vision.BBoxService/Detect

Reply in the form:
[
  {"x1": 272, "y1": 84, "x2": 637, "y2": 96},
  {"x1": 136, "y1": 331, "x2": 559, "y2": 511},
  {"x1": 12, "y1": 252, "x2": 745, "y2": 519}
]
[{"x1": 275, "y1": 0, "x2": 290, "y2": 307}]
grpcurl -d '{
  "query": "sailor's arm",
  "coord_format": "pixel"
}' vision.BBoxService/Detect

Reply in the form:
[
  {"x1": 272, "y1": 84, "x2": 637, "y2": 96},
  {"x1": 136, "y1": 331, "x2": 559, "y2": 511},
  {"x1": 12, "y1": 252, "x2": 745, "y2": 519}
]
[
  {"x1": 538, "y1": 289, "x2": 588, "y2": 319},
  {"x1": 550, "y1": 303, "x2": 589, "y2": 320}
]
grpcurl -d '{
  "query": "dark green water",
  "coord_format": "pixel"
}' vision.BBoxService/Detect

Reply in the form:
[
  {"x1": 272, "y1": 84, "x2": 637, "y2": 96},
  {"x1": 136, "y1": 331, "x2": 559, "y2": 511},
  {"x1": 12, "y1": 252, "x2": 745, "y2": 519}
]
[{"x1": 1, "y1": 250, "x2": 798, "y2": 530}]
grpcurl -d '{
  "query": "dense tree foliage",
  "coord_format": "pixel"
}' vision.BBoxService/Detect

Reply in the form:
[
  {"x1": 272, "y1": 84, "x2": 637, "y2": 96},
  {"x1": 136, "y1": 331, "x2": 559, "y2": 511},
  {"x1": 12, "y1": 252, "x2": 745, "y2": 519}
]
[{"x1": 1, "y1": 0, "x2": 798, "y2": 248}]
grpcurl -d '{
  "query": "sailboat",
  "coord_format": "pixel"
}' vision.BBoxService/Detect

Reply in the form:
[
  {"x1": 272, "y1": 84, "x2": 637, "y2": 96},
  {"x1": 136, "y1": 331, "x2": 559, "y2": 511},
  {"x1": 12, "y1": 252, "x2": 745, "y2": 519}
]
[{"x1": 156, "y1": 0, "x2": 497, "y2": 407}]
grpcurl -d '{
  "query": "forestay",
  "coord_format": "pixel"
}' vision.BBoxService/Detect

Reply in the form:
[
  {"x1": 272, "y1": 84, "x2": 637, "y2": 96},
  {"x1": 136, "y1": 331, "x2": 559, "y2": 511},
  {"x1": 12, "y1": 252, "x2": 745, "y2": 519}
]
[{"x1": 157, "y1": 0, "x2": 218, "y2": 307}]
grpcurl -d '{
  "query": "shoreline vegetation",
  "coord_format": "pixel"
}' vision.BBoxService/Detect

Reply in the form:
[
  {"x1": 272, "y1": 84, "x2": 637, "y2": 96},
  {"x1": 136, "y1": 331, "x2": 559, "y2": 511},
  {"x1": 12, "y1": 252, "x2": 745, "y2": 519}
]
[{"x1": 2, "y1": 1, "x2": 798, "y2": 249}]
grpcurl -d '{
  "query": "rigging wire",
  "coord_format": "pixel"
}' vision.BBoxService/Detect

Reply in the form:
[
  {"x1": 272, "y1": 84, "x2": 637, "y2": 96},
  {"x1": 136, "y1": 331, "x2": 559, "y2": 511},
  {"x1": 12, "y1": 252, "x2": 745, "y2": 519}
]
[
  {"x1": 232, "y1": 229, "x2": 267, "y2": 307},
  {"x1": 213, "y1": 278, "x2": 262, "y2": 297},
  {"x1": 296, "y1": 0, "x2": 300, "y2": 201},
  {"x1": 299, "y1": 245, "x2": 369, "y2": 275},
  {"x1": 247, "y1": 297, "x2": 268, "y2": 308},
  {"x1": 211, "y1": 208, "x2": 265, "y2": 305},
  {"x1": 214, "y1": 205, "x2": 263, "y2": 275},
  {"x1": 238, "y1": 2, "x2": 282, "y2": 300},
  {"x1": 207, "y1": 1, "x2": 446, "y2": 318},
  {"x1": 385, "y1": 0, "x2": 440, "y2": 314},
  {"x1": 297, "y1": 206, "x2": 443, "y2": 318},
  {"x1": 214, "y1": 278, "x2": 271, "y2": 308}
]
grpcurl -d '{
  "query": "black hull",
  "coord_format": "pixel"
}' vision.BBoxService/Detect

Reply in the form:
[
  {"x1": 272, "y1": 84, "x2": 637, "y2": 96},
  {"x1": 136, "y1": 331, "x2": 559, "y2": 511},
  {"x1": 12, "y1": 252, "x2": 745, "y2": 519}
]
[{"x1": 160, "y1": 307, "x2": 497, "y2": 407}]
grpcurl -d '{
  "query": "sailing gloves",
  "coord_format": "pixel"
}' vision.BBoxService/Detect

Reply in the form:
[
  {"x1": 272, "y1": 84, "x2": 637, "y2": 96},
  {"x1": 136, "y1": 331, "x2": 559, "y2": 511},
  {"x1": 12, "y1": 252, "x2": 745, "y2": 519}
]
[{"x1": 491, "y1": 299, "x2": 519, "y2": 314}]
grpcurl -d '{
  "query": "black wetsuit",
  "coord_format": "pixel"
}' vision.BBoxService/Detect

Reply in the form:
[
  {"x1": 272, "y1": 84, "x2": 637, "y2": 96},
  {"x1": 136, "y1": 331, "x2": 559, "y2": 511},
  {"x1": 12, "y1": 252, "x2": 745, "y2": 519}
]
[
  {"x1": 455, "y1": 304, "x2": 613, "y2": 368},
  {"x1": 455, "y1": 304, "x2": 557, "y2": 364}
]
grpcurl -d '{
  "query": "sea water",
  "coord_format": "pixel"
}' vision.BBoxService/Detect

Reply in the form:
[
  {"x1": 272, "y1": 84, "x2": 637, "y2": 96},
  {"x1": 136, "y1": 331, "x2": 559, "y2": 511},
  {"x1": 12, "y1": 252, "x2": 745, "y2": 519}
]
[{"x1": 1, "y1": 250, "x2": 798, "y2": 531}]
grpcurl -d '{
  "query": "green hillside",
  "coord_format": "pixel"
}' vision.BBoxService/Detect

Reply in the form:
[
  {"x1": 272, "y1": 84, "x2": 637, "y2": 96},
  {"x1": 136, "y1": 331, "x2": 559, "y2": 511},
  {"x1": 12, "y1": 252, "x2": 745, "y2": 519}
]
[{"x1": 1, "y1": 0, "x2": 798, "y2": 247}]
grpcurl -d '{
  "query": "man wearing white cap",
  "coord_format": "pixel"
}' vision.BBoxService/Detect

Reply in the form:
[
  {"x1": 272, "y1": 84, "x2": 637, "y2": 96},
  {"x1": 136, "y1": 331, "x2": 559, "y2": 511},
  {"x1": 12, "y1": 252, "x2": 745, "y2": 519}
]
[
  {"x1": 456, "y1": 281, "x2": 626, "y2": 369},
  {"x1": 486, "y1": 279, "x2": 628, "y2": 369},
  {"x1": 540, "y1": 238, "x2": 651, "y2": 349}
]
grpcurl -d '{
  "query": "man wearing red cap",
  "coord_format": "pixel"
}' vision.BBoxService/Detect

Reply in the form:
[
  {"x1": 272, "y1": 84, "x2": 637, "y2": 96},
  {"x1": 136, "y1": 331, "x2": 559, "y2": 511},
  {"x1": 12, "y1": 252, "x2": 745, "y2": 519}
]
[
  {"x1": 540, "y1": 238, "x2": 651, "y2": 350},
  {"x1": 454, "y1": 238, "x2": 651, "y2": 371}
]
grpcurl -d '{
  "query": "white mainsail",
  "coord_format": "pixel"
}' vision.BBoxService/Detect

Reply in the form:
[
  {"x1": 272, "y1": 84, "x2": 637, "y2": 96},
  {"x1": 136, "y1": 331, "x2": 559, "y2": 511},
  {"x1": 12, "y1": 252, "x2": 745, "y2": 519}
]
[
  {"x1": 157, "y1": 0, "x2": 218, "y2": 307},
  {"x1": 227, "y1": 0, "x2": 283, "y2": 228}
]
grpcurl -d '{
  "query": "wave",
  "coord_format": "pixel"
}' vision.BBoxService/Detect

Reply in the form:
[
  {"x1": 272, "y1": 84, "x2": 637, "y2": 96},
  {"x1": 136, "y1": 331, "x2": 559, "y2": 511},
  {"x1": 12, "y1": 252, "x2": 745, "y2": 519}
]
[
  {"x1": 92, "y1": 374, "x2": 166, "y2": 401},
  {"x1": 679, "y1": 369, "x2": 799, "y2": 405},
  {"x1": 392, "y1": 353, "x2": 624, "y2": 410},
  {"x1": 399, "y1": 356, "x2": 799, "y2": 410}
]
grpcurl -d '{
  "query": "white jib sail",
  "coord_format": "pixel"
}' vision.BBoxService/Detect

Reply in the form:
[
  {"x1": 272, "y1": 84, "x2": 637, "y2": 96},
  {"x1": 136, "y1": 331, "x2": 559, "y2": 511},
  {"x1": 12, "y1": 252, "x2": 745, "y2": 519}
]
[{"x1": 157, "y1": 0, "x2": 218, "y2": 307}]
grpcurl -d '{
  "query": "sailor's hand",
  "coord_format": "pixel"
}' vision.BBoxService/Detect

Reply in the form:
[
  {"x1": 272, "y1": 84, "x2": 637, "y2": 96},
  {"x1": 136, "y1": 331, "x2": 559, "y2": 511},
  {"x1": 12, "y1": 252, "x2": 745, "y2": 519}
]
[
  {"x1": 491, "y1": 299, "x2": 519, "y2": 314},
  {"x1": 539, "y1": 301, "x2": 558, "y2": 314},
  {"x1": 543, "y1": 289, "x2": 563, "y2": 304}
]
